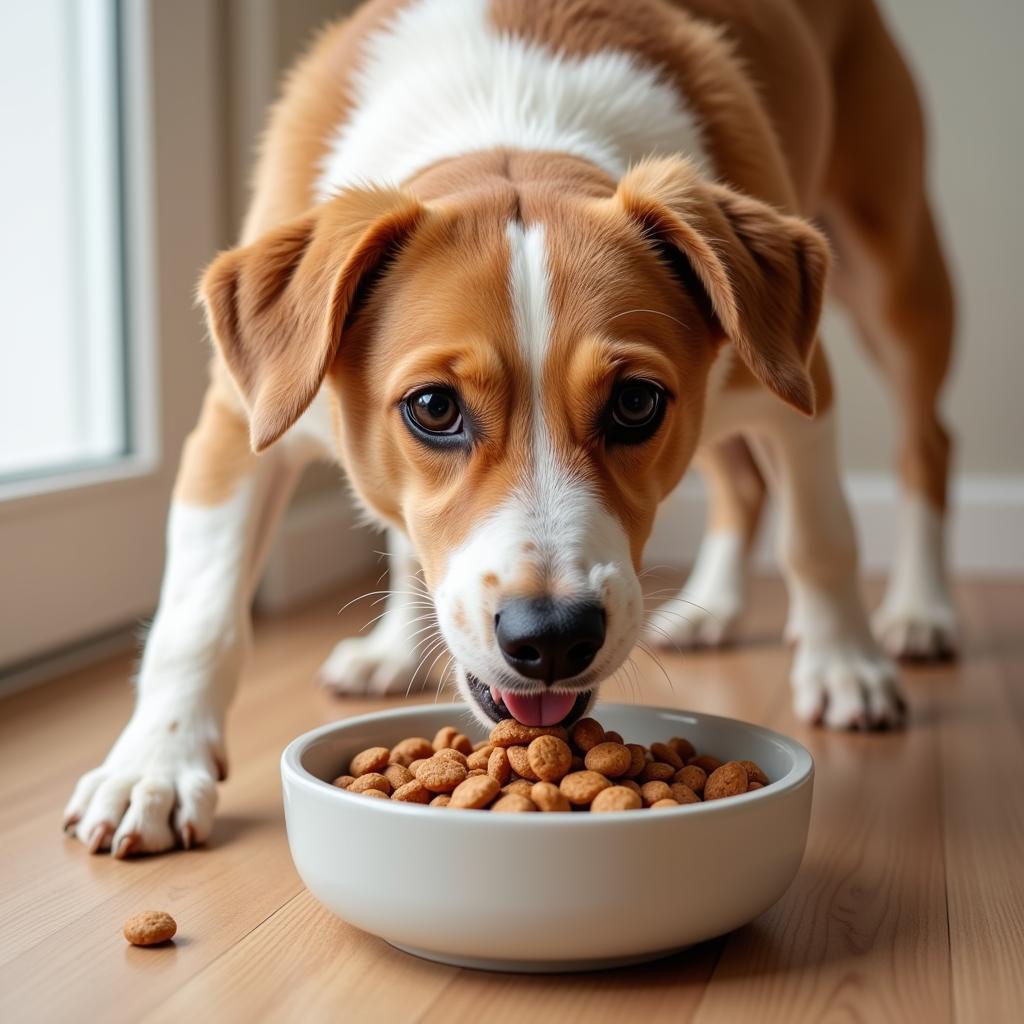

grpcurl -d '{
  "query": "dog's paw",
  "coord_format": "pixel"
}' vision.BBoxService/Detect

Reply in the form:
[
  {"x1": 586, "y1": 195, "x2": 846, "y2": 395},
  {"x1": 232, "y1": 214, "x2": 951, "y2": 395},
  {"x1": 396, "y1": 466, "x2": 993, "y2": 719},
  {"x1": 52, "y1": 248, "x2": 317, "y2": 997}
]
[
  {"x1": 642, "y1": 595, "x2": 740, "y2": 650},
  {"x1": 873, "y1": 600, "x2": 958, "y2": 661},
  {"x1": 64, "y1": 708, "x2": 223, "y2": 857},
  {"x1": 319, "y1": 632, "x2": 433, "y2": 696},
  {"x1": 791, "y1": 641, "x2": 906, "y2": 730}
]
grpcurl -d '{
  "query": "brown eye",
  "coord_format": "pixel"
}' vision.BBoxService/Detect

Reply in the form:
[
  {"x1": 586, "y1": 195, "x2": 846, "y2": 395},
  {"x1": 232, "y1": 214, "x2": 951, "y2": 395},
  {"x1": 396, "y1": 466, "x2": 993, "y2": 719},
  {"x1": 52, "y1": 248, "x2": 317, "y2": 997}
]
[
  {"x1": 607, "y1": 380, "x2": 666, "y2": 444},
  {"x1": 405, "y1": 389, "x2": 464, "y2": 436}
]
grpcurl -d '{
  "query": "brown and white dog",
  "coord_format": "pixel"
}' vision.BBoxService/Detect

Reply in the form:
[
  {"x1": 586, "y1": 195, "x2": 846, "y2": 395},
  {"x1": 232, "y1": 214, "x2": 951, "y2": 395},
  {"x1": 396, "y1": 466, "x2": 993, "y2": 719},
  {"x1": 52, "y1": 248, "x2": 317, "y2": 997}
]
[{"x1": 66, "y1": 0, "x2": 955, "y2": 856}]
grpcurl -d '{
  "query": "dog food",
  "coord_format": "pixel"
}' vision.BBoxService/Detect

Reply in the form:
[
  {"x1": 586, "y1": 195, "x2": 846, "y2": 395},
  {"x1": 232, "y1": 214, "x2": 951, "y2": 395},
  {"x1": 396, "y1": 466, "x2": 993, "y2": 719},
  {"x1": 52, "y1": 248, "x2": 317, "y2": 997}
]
[
  {"x1": 332, "y1": 716, "x2": 771, "y2": 812},
  {"x1": 123, "y1": 910, "x2": 177, "y2": 946}
]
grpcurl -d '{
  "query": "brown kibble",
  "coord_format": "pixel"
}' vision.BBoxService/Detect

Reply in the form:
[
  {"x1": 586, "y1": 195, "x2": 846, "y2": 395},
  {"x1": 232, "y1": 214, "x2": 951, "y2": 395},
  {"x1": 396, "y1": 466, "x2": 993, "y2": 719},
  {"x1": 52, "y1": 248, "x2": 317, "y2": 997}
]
[
  {"x1": 603, "y1": 730, "x2": 624, "y2": 745},
  {"x1": 669, "y1": 782, "x2": 701, "y2": 805},
  {"x1": 673, "y1": 764, "x2": 707, "y2": 795},
  {"x1": 450, "y1": 774, "x2": 501, "y2": 809},
  {"x1": 569, "y1": 717, "x2": 605, "y2": 752},
  {"x1": 531, "y1": 781, "x2": 572, "y2": 812},
  {"x1": 739, "y1": 760, "x2": 769, "y2": 786},
  {"x1": 584, "y1": 742, "x2": 632, "y2": 778},
  {"x1": 360, "y1": 788, "x2": 389, "y2": 799},
  {"x1": 434, "y1": 748, "x2": 469, "y2": 767},
  {"x1": 649, "y1": 742, "x2": 684, "y2": 770},
  {"x1": 450, "y1": 733, "x2": 473, "y2": 755},
  {"x1": 472, "y1": 739, "x2": 491, "y2": 752},
  {"x1": 506, "y1": 745, "x2": 539, "y2": 782},
  {"x1": 502, "y1": 779, "x2": 534, "y2": 797},
  {"x1": 640, "y1": 762, "x2": 676, "y2": 784},
  {"x1": 389, "y1": 737, "x2": 433, "y2": 767},
  {"x1": 466, "y1": 745, "x2": 494, "y2": 770},
  {"x1": 487, "y1": 747, "x2": 511, "y2": 786},
  {"x1": 331, "y1": 775, "x2": 355, "y2": 789},
  {"x1": 570, "y1": 754, "x2": 586, "y2": 772},
  {"x1": 123, "y1": 910, "x2": 176, "y2": 946},
  {"x1": 467, "y1": 768, "x2": 487, "y2": 778},
  {"x1": 748, "y1": 781, "x2": 764, "y2": 791},
  {"x1": 650, "y1": 798, "x2": 680, "y2": 809},
  {"x1": 668, "y1": 736, "x2": 697, "y2": 761},
  {"x1": 622, "y1": 744, "x2": 647, "y2": 779},
  {"x1": 430, "y1": 794, "x2": 451, "y2": 807},
  {"x1": 349, "y1": 773, "x2": 391, "y2": 795},
  {"x1": 687, "y1": 754, "x2": 723, "y2": 775},
  {"x1": 640, "y1": 780, "x2": 673, "y2": 806},
  {"x1": 349, "y1": 746, "x2": 390, "y2": 777},
  {"x1": 392, "y1": 780, "x2": 431, "y2": 804},
  {"x1": 408, "y1": 758, "x2": 429, "y2": 775},
  {"x1": 415, "y1": 757, "x2": 468, "y2": 793},
  {"x1": 559, "y1": 770, "x2": 612, "y2": 806},
  {"x1": 491, "y1": 794, "x2": 537, "y2": 812},
  {"x1": 383, "y1": 764, "x2": 413, "y2": 790},
  {"x1": 489, "y1": 719, "x2": 568, "y2": 748},
  {"x1": 527, "y1": 735, "x2": 573, "y2": 782},
  {"x1": 591, "y1": 786, "x2": 643, "y2": 812},
  {"x1": 433, "y1": 726, "x2": 459, "y2": 750},
  {"x1": 619, "y1": 779, "x2": 642, "y2": 796},
  {"x1": 705, "y1": 761, "x2": 749, "y2": 800}
]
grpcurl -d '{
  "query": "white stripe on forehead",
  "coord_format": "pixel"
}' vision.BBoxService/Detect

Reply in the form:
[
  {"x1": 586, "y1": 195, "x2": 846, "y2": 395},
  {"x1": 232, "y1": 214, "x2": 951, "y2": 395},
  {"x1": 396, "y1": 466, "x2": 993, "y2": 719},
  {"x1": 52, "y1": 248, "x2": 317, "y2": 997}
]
[{"x1": 506, "y1": 221, "x2": 552, "y2": 398}]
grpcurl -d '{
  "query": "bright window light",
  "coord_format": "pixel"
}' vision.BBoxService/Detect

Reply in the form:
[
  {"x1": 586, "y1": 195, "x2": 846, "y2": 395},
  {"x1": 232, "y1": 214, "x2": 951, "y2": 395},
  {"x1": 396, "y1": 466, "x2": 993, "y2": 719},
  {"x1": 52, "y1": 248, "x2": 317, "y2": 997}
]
[{"x1": 0, "y1": 0, "x2": 126, "y2": 481}]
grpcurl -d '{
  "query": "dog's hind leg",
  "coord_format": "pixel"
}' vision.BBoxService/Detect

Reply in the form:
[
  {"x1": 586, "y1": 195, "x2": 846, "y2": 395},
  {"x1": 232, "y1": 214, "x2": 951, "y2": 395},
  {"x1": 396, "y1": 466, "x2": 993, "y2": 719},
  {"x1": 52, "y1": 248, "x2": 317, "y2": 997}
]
[
  {"x1": 319, "y1": 528, "x2": 437, "y2": 695},
  {"x1": 644, "y1": 436, "x2": 766, "y2": 648},
  {"x1": 821, "y1": 1, "x2": 957, "y2": 659}
]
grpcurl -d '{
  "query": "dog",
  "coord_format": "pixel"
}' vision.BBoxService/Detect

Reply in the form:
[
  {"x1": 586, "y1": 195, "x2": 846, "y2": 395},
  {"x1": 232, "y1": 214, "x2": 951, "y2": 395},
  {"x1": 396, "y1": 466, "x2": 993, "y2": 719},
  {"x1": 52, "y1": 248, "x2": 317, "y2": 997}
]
[{"x1": 65, "y1": 0, "x2": 956, "y2": 857}]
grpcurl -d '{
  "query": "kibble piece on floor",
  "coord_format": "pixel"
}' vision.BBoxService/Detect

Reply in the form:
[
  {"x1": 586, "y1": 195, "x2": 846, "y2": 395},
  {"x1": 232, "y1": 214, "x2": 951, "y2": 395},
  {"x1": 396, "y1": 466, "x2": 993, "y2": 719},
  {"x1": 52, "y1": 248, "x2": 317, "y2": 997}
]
[{"x1": 124, "y1": 910, "x2": 176, "y2": 946}]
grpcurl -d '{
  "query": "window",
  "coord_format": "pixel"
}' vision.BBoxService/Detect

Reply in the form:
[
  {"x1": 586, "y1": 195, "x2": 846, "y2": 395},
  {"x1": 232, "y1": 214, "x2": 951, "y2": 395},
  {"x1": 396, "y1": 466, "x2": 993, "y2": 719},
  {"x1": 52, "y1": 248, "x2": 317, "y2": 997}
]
[{"x1": 0, "y1": 0, "x2": 127, "y2": 482}]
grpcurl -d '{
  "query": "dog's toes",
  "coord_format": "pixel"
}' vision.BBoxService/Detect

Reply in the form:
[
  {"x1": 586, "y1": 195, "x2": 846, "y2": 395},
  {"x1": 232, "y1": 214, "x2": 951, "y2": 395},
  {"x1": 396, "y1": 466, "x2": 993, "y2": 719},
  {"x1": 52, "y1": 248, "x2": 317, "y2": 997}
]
[
  {"x1": 319, "y1": 636, "x2": 426, "y2": 696},
  {"x1": 643, "y1": 599, "x2": 739, "y2": 651},
  {"x1": 874, "y1": 603, "x2": 958, "y2": 662}
]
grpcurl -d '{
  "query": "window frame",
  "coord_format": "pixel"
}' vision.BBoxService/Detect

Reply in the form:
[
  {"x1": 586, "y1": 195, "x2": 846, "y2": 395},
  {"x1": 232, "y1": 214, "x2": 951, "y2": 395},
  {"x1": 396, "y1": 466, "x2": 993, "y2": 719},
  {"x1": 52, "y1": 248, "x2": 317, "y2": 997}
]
[{"x1": 0, "y1": 0, "x2": 225, "y2": 672}]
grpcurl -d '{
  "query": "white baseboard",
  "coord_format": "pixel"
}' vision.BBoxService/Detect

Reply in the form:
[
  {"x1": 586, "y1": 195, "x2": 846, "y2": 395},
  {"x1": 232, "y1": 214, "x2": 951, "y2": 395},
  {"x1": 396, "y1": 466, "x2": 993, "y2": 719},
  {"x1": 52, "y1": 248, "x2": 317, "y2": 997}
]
[
  {"x1": 256, "y1": 491, "x2": 380, "y2": 614},
  {"x1": 646, "y1": 473, "x2": 1024, "y2": 576}
]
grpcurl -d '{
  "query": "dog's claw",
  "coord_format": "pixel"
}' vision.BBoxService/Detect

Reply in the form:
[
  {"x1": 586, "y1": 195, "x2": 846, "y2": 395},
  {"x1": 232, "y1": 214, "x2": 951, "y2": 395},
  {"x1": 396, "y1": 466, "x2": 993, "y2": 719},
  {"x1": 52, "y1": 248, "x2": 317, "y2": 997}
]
[
  {"x1": 181, "y1": 824, "x2": 196, "y2": 850},
  {"x1": 88, "y1": 824, "x2": 113, "y2": 854},
  {"x1": 114, "y1": 834, "x2": 139, "y2": 860},
  {"x1": 63, "y1": 815, "x2": 79, "y2": 835}
]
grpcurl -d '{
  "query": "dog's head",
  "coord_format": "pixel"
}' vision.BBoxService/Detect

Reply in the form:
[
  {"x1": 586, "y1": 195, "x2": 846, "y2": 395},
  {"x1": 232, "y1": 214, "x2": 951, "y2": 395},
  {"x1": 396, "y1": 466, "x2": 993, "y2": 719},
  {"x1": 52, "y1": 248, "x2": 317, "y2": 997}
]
[{"x1": 201, "y1": 155, "x2": 827, "y2": 728}]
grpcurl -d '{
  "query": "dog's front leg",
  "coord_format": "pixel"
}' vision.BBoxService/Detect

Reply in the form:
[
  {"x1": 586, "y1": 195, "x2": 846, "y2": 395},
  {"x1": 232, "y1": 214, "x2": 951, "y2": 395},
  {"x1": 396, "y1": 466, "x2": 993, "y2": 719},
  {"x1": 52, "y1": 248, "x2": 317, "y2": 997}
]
[
  {"x1": 751, "y1": 407, "x2": 905, "y2": 729},
  {"x1": 319, "y1": 528, "x2": 435, "y2": 695},
  {"x1": 64, "y1": 385, "x2": 305, "y2": 856}
]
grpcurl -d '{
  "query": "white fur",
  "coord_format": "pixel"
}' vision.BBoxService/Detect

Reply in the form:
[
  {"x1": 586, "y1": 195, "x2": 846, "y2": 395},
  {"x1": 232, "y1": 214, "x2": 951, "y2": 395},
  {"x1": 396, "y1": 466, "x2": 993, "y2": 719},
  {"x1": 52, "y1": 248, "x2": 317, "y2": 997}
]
[
  {"x1": 320, "y1": 529, "x2": 437, "y2": 694},
  {"x1": 644, "y1": 530, "x2": 747, "y2": 648},
  {"x1": 873, "y1": 494, "x2": 957, "y2": 657},
  {"x1": 439, "y1": 223, "x2": 642, "y2": 720},
  {"x1": 316, "y1": 0, "x2": 708, "y2": 198},
  {"x1": 64, "y1": 452, "x2": 306, "y2": 855}
]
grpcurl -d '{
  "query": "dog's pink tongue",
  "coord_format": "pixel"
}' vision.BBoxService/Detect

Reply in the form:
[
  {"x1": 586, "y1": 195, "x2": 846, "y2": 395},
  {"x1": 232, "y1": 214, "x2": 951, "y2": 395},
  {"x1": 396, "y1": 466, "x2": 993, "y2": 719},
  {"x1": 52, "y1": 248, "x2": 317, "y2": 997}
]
[{"x1": 500, "y1": 690, "x2": 577, "y2": 727}]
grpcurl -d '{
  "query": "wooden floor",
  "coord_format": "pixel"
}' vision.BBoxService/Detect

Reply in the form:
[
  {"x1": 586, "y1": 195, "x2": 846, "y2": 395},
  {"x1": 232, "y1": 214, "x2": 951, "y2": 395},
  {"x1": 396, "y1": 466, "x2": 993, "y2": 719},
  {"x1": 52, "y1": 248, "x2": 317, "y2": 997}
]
[{"x1": 1, "y1": 574, "x2": 1022, "y2": 1023}]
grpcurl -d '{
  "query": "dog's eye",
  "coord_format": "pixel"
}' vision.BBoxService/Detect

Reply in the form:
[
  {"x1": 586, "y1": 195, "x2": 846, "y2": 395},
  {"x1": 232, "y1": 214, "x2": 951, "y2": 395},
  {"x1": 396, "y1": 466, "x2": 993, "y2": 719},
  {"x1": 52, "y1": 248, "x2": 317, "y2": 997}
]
[
  {"x1": 607, "y1": 380, "x2": 666, "y2": 443},
  {"x1": 405, "y1": 389, "x2": 464, "y2": 436}
]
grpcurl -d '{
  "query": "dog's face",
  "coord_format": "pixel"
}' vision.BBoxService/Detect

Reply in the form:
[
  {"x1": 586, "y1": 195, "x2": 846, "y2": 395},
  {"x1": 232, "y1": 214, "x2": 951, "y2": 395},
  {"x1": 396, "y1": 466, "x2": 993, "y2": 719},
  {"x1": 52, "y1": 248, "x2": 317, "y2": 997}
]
[{"x1": 202, "y1": 157, "x2": 827, "y2": 729}]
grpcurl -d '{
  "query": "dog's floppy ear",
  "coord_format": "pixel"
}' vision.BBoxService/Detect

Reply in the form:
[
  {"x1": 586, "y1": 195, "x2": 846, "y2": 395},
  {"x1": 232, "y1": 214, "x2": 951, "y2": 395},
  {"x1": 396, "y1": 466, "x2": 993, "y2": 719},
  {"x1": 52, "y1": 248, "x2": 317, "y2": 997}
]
[
  {"x1": 613, "y1": 157, "x2": 829, "y2": 416},
  {"x1": 200, "y1": 187, "x2": 425, "y2": 451}
]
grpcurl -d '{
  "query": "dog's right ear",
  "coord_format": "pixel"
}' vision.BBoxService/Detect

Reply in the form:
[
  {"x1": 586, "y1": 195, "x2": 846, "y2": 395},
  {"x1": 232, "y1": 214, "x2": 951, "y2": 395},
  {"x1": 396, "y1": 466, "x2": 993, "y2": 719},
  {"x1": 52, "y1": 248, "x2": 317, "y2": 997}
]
[{"x1": 199, "y1": 187, "x2": 425, "y2": 452}]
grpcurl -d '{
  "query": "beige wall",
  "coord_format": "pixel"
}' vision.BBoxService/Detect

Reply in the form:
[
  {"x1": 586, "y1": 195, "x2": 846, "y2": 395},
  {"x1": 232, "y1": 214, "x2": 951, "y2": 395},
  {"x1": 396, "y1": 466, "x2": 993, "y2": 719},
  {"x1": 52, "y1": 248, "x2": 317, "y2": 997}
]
[{"x1": 226, "y1": 0, "x2": 1023, "y2": 480}]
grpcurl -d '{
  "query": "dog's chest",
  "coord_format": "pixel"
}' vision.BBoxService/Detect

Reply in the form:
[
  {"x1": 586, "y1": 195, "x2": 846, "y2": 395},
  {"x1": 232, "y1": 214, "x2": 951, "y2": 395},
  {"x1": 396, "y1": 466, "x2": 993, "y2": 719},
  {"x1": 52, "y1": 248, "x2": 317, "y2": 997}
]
[{"x1": 316, "y1": 0, "x2": 709, "y2": 199}]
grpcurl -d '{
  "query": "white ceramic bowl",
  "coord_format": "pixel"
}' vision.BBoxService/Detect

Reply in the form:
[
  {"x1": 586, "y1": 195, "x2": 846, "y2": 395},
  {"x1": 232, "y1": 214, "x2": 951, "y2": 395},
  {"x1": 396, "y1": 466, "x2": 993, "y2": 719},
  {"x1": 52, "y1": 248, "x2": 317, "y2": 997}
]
[{"x1": 281, "y1": 702, "x2": 813, "y2": 972}]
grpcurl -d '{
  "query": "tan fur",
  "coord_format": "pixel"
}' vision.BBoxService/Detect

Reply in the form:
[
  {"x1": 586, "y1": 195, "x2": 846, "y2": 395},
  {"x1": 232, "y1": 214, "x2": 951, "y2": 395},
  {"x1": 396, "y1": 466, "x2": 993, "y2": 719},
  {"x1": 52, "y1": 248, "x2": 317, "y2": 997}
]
[{"x1": 183, "y1": 0, "x2": 952, "y2": 567}]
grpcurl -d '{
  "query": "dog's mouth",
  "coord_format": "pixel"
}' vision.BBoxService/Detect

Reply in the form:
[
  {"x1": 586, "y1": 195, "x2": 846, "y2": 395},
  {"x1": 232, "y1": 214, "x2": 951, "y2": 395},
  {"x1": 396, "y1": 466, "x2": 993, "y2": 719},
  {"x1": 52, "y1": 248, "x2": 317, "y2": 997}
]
[{"x1": 466, "y1": 673, "x2": 593, "y2": 727}]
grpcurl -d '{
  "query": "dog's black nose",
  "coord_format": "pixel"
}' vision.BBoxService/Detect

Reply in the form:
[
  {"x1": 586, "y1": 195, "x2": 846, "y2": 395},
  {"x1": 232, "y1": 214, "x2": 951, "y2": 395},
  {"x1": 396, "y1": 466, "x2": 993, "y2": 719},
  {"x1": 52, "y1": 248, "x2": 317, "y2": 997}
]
[{"x1": 495, "y1": 598, "x2": 605, "y2": 683}]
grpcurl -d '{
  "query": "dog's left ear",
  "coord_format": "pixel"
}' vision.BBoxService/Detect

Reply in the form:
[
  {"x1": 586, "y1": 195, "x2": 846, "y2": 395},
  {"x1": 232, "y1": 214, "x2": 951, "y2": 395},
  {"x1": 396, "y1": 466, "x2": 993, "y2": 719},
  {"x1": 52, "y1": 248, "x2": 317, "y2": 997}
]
[
  {"x1": 200, "y1": 187, "x2": 425, "y2": 452},
  {"x1": 612, "y1": 157, "x2": 830, "y2": 416}
]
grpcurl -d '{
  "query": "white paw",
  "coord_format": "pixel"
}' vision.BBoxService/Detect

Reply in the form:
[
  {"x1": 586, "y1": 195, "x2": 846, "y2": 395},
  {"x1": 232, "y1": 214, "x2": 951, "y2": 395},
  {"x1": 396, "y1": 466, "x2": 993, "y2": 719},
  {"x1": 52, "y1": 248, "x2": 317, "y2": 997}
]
[
  {"x1": 64, "y1": 707, "x2": 222, "y2": 857},
  {"x1": 643, "y1": 594, "x2": 740, "y2": 649},
  {"x1": 319, "y1": 632, "x2": 434, "y2": 696},
  {"x1": 791, "y1": 641, "x2": 905, "y2": 730},
  {"x1": 873, "y1": 600, "x2": 958, "y2": 661}
]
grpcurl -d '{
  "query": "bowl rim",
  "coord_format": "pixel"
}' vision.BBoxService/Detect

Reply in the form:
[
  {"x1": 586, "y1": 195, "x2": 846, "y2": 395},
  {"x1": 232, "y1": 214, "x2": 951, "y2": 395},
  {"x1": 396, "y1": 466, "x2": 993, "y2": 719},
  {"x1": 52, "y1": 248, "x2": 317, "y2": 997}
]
[{"x1": 281, "y1": 702, "x2": 814, "y2": 824}]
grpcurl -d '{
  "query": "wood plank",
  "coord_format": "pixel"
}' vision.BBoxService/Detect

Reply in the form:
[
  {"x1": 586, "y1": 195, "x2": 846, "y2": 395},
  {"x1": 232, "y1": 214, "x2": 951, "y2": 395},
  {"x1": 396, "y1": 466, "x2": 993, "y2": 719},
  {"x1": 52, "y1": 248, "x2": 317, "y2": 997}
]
[{"x1": 940, "y1": 584, "x2": 1024, "y2": 1021}]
